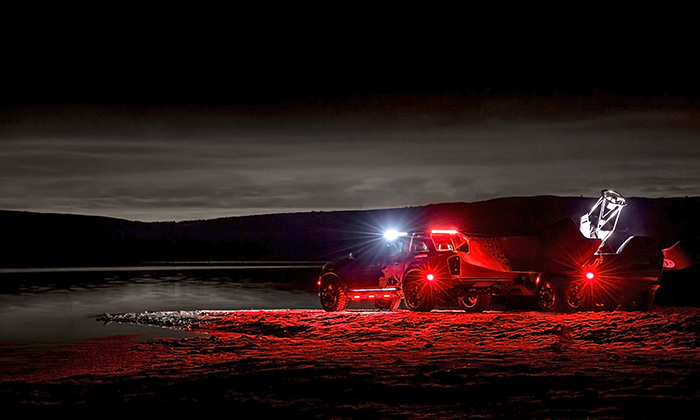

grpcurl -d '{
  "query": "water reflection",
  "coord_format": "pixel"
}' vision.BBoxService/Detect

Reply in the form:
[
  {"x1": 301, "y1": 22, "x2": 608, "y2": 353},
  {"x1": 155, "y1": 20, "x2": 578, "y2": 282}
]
[{"x1": 0, "y1": 269, "x2": 321, "y2": 343}]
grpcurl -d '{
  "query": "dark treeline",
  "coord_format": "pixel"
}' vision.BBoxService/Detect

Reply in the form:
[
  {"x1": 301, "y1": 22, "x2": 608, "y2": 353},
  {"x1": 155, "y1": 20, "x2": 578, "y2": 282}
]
[{"x1": 2, "y1": 196, "x2": 699, "y2": 269}]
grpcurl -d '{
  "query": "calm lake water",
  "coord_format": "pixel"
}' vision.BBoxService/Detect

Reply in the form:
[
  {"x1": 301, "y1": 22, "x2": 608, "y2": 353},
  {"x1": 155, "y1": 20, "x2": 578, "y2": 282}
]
[{"x1": 0, "y1": 266, "x2": 323, "y2": 343}]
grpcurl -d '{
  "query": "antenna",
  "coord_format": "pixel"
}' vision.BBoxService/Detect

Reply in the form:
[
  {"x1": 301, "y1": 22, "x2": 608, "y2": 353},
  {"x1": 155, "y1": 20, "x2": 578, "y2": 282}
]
[{"x1": 579, "y1": 190, "x2": 626, "y2": 246}]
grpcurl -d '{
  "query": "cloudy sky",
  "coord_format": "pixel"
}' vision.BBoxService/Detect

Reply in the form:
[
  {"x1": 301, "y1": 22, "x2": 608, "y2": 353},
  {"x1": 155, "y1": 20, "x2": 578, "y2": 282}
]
[{"x1": 2, "y1": 17, "x2": 698, "y2": 221}]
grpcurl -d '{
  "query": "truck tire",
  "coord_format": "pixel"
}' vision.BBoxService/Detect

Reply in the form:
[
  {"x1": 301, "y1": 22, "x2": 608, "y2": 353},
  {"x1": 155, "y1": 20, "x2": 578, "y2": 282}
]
[
  {"x1": 457, "y1": 294, "x2": 491, "y2": 312},
  {"x1": 537, "y1": 275, "x2": 568, "y2": 312},
  {"x1": 402, "y1": 270, "x2": 436, "y2": 312},
  {"x1": 319, "y1": 274, "x2": 349, "y2": 312},
  {"x1": 374, "y1": 297, "x2": 401, "y2": 311}
]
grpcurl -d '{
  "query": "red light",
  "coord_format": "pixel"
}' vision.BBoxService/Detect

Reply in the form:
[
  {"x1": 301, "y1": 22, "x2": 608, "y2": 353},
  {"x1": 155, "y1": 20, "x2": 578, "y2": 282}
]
[
  {"x1": 353, "y1": 295, "x2": 361, "y2": 299},
  {"x1": 431, "y1": 229, "x2": 458, "y2": 235},
  {"x1": 383, "y1": 294, "x2": 391, "y2": 298},
  {"x1": 585, "y1": 271, "x2": 595, "y2": 282},
  {"x1": 368, "y1": 294, "x2": 375, "y2": 299},
  {"x1": 426, "y1": 274, "x2": 435, "y2": 281}
]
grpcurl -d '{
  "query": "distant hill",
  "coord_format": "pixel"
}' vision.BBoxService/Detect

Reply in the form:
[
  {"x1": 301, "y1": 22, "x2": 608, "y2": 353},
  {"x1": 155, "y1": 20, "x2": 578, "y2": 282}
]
[{"x1": 2, "y1": 196, "x2": 699, "y2": 268}]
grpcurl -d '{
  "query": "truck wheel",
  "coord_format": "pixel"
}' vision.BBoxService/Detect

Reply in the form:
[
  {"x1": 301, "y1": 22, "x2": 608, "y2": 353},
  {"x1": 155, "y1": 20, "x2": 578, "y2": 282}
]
[
  {"x1": 457, "y1": 294, "x2": 491, "y2": 312},
  {"x1": 319, "y1": 275, "x2": 349, "y2": 312},
  {"x1": 402, "y1": 270, "x2": 436, "y2": 312},
  {"x1": 374, "y1": 297, "x2": 401, "y2": 311},
  {"x1": 537, "y1": 276, "x2": 567, "y2": 312}
]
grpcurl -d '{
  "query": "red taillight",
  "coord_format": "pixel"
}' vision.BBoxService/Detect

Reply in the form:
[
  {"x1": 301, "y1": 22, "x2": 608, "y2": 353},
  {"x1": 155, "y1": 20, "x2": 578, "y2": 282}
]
[
  {"x1": 585, "y1": 271, "x2": 595, "y2": 282},
  {"x1": 426, "y1": 274, "x2": 435, "y2": 282}
]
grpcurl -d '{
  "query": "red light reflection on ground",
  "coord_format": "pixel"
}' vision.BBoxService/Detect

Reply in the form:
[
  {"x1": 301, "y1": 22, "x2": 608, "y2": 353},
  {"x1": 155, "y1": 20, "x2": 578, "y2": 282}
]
[{"x1": 2, "y1": 308, "x2": 700, "y2": 416}]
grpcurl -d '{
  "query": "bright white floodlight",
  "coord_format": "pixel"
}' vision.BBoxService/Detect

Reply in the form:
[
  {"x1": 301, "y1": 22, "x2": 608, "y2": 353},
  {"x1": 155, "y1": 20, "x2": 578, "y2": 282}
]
[{"x1": 383, "y1": 229, "x2": 407, "y2": 241}]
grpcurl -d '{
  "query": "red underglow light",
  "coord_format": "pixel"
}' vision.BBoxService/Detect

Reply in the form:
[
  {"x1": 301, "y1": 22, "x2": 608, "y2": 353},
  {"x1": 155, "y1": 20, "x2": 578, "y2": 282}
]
[{"x1": 426, "y1": 274, "x2": 435, "y2": 281}]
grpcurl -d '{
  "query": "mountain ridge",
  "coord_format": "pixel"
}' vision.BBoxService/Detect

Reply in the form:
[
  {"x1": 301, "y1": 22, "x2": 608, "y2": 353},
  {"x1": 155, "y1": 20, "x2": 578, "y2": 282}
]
[{"x1": 2, "y1": 195, "x2": 699, "y2": 268}]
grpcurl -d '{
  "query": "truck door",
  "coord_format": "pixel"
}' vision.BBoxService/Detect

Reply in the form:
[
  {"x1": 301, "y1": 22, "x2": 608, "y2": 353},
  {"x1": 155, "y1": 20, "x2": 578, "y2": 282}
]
[
  {"x1": 350, "y1": 239, "x2": 408, "y2": 289},
  {"x1": 380, "y1": 237, "x2": 409, "y2": 288}
]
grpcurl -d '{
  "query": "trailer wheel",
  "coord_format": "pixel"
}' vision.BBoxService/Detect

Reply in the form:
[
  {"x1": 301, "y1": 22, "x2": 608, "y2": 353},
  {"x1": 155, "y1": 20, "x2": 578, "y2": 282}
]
[
  {"x1": 537, "y1": 276, "x2": 567, "y2": 312},
  {"x1": 592, "y1": 290, "x2": 617, "y2": 311},
  {"x1": 374, "y1": 297, "x2": 401, "y2": 311},
  {"x1": 457, "y1": 294, "x2": 491, "y2": 312},
  {"x1": 631, "y1": 287, "x2": 657, "y2": 311},
  {"x1": 402, "y1": 270, "x2": 436, "y2": 312},
  {"x1": 319, "y1": 274, "x2": 349, "y2": 312},
  {"x1": 564, "y1": 281, "x2": 584, "y2": 310}
]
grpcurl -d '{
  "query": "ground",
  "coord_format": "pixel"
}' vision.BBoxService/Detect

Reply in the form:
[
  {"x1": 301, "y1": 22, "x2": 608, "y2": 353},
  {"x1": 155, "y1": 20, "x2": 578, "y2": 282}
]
[{"x1": 2, "y1": 307, "x2": 700, "y2": 418}]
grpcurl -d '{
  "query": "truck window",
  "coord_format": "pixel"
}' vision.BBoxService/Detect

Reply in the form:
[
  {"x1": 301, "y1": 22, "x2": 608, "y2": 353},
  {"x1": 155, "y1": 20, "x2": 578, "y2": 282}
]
[
  {"x1": 412, "y1": 241, "x2": 429, "y2": 253},
  {"x1": 453, "y1": 233, "x2": 470, "y2": 253},
  {"x1": 431, "y1": 234, "x2": 454, "y2": 252}
]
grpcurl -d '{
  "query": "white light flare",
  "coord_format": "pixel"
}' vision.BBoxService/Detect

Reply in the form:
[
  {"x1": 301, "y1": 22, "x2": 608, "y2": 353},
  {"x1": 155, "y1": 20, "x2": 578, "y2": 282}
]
[{"x1": 383, "y1": 229, "x2": 407, "y2": 241}]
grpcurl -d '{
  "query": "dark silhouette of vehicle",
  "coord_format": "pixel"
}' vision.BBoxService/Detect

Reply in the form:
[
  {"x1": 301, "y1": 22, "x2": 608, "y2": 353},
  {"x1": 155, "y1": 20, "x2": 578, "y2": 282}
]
[{"x1": 318, "y1": 190, "x2": 668, "y2": 312}]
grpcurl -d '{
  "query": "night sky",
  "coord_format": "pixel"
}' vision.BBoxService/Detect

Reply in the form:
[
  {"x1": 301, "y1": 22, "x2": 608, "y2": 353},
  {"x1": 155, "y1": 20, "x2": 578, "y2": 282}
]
[{"x1": 2, "y1": 15, "x2": 698, "y2": 222}]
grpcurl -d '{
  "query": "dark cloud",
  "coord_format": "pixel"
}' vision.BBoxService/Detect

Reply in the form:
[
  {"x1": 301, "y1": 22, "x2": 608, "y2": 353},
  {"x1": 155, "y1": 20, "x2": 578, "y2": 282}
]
[{"x1": 1, "y1": 96, "x2": 699, "y2": 221}]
